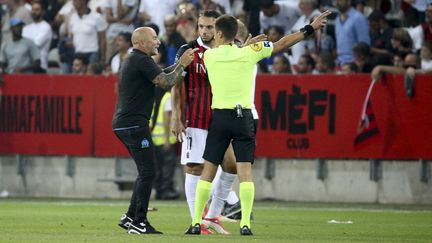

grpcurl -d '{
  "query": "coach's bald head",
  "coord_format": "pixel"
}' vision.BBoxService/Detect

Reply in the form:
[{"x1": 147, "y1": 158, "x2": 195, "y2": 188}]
[{"x1": 132, "y1": 27, "x2": 160, "y2": 56}]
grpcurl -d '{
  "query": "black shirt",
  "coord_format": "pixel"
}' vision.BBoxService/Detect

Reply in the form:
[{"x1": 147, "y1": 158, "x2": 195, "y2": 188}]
[{"x1": 112, "y1": 49, "x2": 162, "y2": 129}]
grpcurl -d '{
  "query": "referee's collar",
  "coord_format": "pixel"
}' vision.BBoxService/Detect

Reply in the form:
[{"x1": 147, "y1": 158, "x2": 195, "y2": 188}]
[{"x1": 197, "y1": 37, "x2": 211, "y2": 49}]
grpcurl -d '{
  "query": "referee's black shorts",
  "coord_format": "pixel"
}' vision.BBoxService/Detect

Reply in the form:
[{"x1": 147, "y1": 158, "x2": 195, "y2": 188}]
[{"x1": 203, "y1": 109, "x2": 256, "y2": 165}]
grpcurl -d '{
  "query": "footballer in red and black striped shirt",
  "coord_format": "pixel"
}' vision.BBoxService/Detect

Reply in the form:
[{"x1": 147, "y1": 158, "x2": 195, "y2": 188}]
[{"x1": 175, "y1": 37, "x2": 212, "y2": 129}]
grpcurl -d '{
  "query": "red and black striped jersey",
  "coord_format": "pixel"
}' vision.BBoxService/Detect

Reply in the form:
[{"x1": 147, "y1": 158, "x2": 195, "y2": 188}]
[{"x1": 176, "y1": 37, "x2": 212, "y2": 129}]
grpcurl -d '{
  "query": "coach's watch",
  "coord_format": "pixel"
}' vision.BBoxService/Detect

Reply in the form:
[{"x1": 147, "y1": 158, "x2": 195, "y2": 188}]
[{"x1": 300, "y1": 24, "x2": 314, "y2": 39}]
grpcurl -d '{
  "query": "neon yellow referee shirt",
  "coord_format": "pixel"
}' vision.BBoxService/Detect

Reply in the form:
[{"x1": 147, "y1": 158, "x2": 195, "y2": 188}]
[{"x1": 203, "y1": 41, "x2": 273, "y2": 109}]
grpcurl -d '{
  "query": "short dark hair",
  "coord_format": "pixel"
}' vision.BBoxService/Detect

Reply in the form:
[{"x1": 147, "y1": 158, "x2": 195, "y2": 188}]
[
  {"x1": 118, "y1": 32, "x2": 132, "y2": 46},
  {"x1": 353, "y1": 42, "x2": 370, "y2": 59},
  {"x1": 300, "y1": 54, "x2": 315, "y2": 69},
  {"x1": 200, "y1": 10, "x2": 222, "y2": 19},
  {"x1": 215, "y1": 15, "x2": 238, "y2": 41}
]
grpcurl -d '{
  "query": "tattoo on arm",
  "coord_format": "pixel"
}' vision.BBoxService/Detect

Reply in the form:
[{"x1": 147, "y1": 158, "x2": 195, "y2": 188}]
[{"x1": 153, "y1": 64, "x2": 184, "y2": 90}]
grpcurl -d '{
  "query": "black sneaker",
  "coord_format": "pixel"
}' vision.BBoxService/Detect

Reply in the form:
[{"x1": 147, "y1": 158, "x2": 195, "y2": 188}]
[
  {"x1": 118, "y1": 214, "x2": 132, "y2": 230},
  {"x1": 240, "y1": 225, "x2": 253, "y2": 235},
  {"x1": 221, "y1": 201, "x2": 241, "y2": 219},
  {"x1": 222, "y1": 202, "x2": 254, "y2": 220},
  {"x1": 127, "y1": 221, "x2": 163, "y2": 234},
  {"x1": 184, "y1": 223, "x2": 201, "y2": 235}
]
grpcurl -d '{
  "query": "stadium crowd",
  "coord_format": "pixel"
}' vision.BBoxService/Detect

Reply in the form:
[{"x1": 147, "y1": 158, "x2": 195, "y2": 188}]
[{"x1": 0, "y1": 0, "x2": 432, "y2": 77}]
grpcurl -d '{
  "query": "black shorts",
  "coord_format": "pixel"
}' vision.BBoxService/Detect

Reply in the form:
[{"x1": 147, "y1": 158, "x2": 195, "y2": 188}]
[{"x1": 203, "y1": 109, "x2": 256, "y2": 165}]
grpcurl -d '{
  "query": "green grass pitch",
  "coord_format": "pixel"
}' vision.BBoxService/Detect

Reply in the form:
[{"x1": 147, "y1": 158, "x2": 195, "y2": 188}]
[{"x1": 0, "y1": 198, "x2": 431, "y2": 242}]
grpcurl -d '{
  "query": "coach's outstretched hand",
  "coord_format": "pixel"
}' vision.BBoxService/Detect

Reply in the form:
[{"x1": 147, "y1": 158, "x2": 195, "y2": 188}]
[
  {"x1": 179, "y1": 48, "x2": 199, "y2": 68},
  {"x1": 311, "y1": 10, "x2": 331, "y2": 30}
]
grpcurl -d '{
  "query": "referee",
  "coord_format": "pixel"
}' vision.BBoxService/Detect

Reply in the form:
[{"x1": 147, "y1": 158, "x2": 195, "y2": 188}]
[
  {"x1": 112, "y1": 27, "x2": 197, "y2": 234},
  {"x1": 185, "y1": 11, "x2": 331, "y2": 235}
]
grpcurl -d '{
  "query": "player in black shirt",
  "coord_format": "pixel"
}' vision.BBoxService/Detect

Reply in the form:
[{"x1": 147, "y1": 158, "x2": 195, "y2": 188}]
[{"x1": 112, "y1": 27, "x2": 197, "y2": 234}]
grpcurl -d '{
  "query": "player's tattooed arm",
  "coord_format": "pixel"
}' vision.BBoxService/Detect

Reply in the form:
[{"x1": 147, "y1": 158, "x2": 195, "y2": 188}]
[
  {"x1": 152, "y1": 48, "x2": 198, "y2": 90},
  {"x1": 152, "y1": 64, "x2": 185, "y2": 90}
]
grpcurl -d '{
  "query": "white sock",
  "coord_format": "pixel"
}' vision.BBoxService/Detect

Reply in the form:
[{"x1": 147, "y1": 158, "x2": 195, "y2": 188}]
[
  {"x1": 210, "y1": 167, "x2": 223, "y2": 195},
  {"x1": 226, "y1": 190, "x2": 239, "y2": 205},
  {"x1": 185, "y1": 173, "x2": 200, "y2": 218},
  {"x1": 206, "y1": 171, "x2": 236, "y2": 218}
]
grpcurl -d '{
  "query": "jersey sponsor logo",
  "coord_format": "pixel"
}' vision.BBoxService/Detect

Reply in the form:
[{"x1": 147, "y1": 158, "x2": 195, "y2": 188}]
[
  {"x1": 263, "y1": 41, "x2": 271, "y2": 47},
  {"x1": 196, "y1": 63, "x2": 207, "y2": 74},
  {"x1": 250, "y1": 42, "x2": 263, "y2": 52}
]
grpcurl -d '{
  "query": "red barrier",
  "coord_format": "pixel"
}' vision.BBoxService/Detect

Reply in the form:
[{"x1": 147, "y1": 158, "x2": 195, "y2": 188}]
[
  {"x1": 254, "y1": 74, "x2": 432, "y2": 159},
  {"x1": 0, "y1": 75, "x2": 95, "y2": 155},
  {"x1": 0, "y1": 74, "x2": 431, "y2": 159}
]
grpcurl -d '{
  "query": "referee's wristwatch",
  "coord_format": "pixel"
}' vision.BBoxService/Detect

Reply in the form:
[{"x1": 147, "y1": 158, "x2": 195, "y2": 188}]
[{"x1": 300, "y1": 24, "x2": 314, "y2": 39}]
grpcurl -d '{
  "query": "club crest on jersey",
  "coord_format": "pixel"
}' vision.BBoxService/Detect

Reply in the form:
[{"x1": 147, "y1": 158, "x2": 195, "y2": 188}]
[
  {"x1": 250, "y1": 42, "x2": 263, "y2": 52},
  {"x1": 141, "y1": 138, "x2": 150, "y2": 148},
  {"x1": 198, "y1": 52, "x2": 203, "y2": 59}
]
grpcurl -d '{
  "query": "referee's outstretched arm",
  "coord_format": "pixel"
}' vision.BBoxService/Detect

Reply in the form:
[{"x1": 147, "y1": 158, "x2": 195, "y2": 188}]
[{"x1": 272, "y1": 10, "x2": 331, "y2": 54}]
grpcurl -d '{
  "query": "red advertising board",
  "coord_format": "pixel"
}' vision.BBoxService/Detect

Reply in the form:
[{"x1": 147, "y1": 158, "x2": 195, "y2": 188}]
[
  {"x1": 254, "y1": 74, "x2": 432, "y2": 159},
  {"x1": 0, "y1": 75, "x2": 94, "y2": 155},
  {"x1": 0, "y1": 74, "x2": 431, "y2": 159}
]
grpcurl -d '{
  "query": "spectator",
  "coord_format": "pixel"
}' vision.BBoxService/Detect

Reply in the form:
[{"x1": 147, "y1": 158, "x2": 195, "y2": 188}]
[
  {"x1": 1, "y1": 0, "x2": 32, "y2": 45},
  {"x1": 260, "y1": 25, "x2": 285, "y2": 72},
  {"x1": 404, "y1": 5, "x2": 424, "y2": 52},
  {"x1": 405, "y1": 40, "x2": 432, "y2": 79},
  {"x1": 371, "y1": 52, "x2": 419, "y2": 80},
  {"x1": 55, "y1": 0, "x2": 76, "y2": 73},
  {"x1": 176, "y1": 2, "x2": 199, "y2": 43},
  {"x1": 86, "y1": 62, "x2": 104, "y2": 75},
  {"x1": 271, "y1": 54, "x2": 292, "y2": 74},
  {"x1": 243, "y1": 0, "x2": 262, "y2": 36},
  {"x1": 69, "y1": 0, "x2": 107, "y2": 65},
  {"x1": 421, "y1": 3, "x2": 432, "y2": 42},
  {"x1": 391, "y1": 28, "x2": 413, "y2": 57},
  {"x1": 316, "y1": 52, "x2": 336, "y2": 73},
  {"x1": 304, "y1": 13, "x2": 336, "y2": 60},
  {"x1": 22, "y1": 1, "x2": 53, "y2": 72},
  {"x1": 368, "y1": 10, "x2": 393, "y2": 57},
  {"x1": 420, "y1": 40, "x2": 432, "y2": 70},
  {"x1": 151, "y1": 88, "x2": 180, "y2": 200},
  {"x1": 393, "y1": 51, "x2": 407, "y2": 68},
  {"x1": 0, "y1": 17, "x2": 41, "y2": 74},
  {"x1": 162, "y1": 15, "x2": 186, "y2": 66},
  {"x1": 335, "y1": 0, "x2": 370, "y2": 64},
  {"x1": 223, "y1": 0, "x2": 245, "y2": 16},
  {"x1": 200, "y1": 0, "x2": 227, "y2": 13},
  {"x1": 71, "y1": 55, "x2": 87, "y2": 74},
  {"x1": 108, "y1": 32, "x2": 132, "y2": 75},
  {"x1": 296, "y1": 54, "x2": 316, "y2": 74},
  {"x1": 290, "y1": 0, "x2": 321, "y2": 65},
  {"x1": 353, "y1": 42, "x2": 373, "y2": 73},
  {"x1": 104, "y1": 0, "x2": 137, "y2": 63},
  {"x1": 354, "y1": 0, "x2": 372, "y2": 16},
  {"x1": 138, "y1": 0, "x2": 179, "y2": 36},
  {"x1": 403, "y1": 0, "x2": 430, "y2": 23},
  {"x1": 259, "y1": 0, "x2": 302, "y2": 35},
  {"x1": 211, "y1": 0, "x2": 231, "y2": 13},
  {"x1": 339, "y1": 62, "x2": 358, "y2": 74}
]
